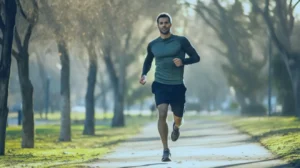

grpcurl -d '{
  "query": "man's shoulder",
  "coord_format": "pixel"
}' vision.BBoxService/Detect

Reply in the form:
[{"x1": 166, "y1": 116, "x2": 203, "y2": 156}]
[
  {"x1": 148, "y1": 37, "x2": 161, "y2": 46},
  {"x1": 172, "y1": 34, "x2": 188, "y2": 41}
]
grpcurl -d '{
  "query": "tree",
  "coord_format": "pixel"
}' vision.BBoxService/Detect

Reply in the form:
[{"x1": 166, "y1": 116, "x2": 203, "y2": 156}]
[
  {"x1": 0, "y1": 0, "x2": 17, "y2": 155},
  {"x1": 189, "y1": 0, "x2": 268, "y2": 115},
  {"x1": 250, "y1": 0, "x2": 300, "y2": 116},
  {"x1": 33, "y1": 42, "x2": 54, "y2": 119},
  {"x1": 11, "y1": 0, "x2": 39, "y2": 148},
  {"x1": 272, "y1": 53, "x2": 294, "y2": 115},
  {"x1": 82, "y1": 40, "x2": 97, "y2": 135},
  {"x1": 74, "y1": 1, "x2": 105, "y2": 135},
  {"x1": 40, "y1": 1, "x2": 73, "y2": 141}
]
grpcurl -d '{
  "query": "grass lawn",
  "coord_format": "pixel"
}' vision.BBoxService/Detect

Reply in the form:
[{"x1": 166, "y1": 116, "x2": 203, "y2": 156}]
[
  {"x1": 211, "y1": 115, "x2": 300, "y2": 167},
  {"x1": 1, "y1": 114, "x2": 154, "y2": 168}
]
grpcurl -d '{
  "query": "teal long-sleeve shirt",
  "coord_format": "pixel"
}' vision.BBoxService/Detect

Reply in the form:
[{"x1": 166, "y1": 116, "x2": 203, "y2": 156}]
[{"x1": 142, "y1": 34, "x2": 200, "y2": 85}]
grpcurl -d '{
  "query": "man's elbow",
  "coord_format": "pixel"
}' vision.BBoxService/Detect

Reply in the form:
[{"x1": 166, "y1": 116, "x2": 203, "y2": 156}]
[{"x1": 194, "y1": 55, "x2": 200, "y2": 63}]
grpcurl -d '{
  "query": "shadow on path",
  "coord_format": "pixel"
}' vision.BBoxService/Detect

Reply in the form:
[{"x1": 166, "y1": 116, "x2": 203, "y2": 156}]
[
  {"x1": 119, "y1": 163, "x2": 167, "y2": 168},
  {"x1": 212, "y1": 158, "x2": 293, "y2": 168}
]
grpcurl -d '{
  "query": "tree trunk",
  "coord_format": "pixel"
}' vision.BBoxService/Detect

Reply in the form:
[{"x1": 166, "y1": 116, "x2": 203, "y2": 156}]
[
  {"x1": 83, "y1": 45, "x2": 97, "y2": 135},
  {"x1": 111, "y1": 53, "x2": 125, "y2": 127},
  {"x1": 0, "y1": 0, "x2": 17, "y2": 155},
  {"x1": 103, "y1": 47, "x2": 125, "y2": 127},
  {"x1": 0, "y1": 96, "x2": 9, "y2": 155},
  {"x1": 111, "y1": 88, "x2": 125, "y2": 127},
  {"x1": 98, "y1": 70, "x2": 108, "y2": 120},
  {"x1": 57, "y1": 38, "x2": 71, "y2": 141},
  {"x1": 45, "y1": 77, "x2": 50, "y2": 120},
  {"x1": 294, "y1": 66, "x2": 300, "y2": 117},
  {"x1": 36, "y1": 52, "x2": 47, "y2": 119},
  {"x1": 281, "y1": 91, "x2": 294, "y2": 115},
  {"x1": 234, "y1": 91, "x2": 246, "y2": 113},
  {"x1": 102, "y1": 93, "x2": 108, "y2": 120},
  {"x1": 16, "y1": 54, "x2": 34, "y2": 148}
]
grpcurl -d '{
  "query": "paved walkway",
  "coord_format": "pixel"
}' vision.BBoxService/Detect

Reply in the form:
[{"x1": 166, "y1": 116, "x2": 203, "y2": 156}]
[{"x1": 84, "y1": 118, "x2": 293, "y2": 168}]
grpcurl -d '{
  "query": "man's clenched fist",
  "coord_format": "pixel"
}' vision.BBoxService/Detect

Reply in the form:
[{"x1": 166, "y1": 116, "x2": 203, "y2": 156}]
[
  {"x1": 173, "y1": 58, "x2": 183, "y2": 67},
  {"x1": 139, "y1": 75, "x2": 146, "y2": 85}
]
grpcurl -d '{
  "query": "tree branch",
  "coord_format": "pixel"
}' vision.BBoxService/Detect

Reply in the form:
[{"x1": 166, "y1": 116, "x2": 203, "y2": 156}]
[
  {"x1": 14, "y1": 27, "x2": 23, "y2": 52},
  {"x1": 251, "y1": 0, "x2": 290, "y2": 55},
  {"x1": 275, "y1": 0, "x2": 290, "y2": 37},
  {"x1": 194, "y1": 1, "x2": 219, "y2": 21},
  {"x1": 264, "y1": 0, "x2": 270, "y2": 13},
  {"x1": 23, "y1": 24, "x2": 34, "y2": 51},
  {"x1": 95, "y1": 85, "x2": 112, "y2": 100},
  {"x1": 124, "y1": 32, "x2": 131, "y2": 51},
  {"x1": 193, "y1": 4, "x2": 220, "y2": 36},
  {"x1": 16, "y1": 0, "x2": 30, "y2": 22},
  {"x1": 124, "y1": 22, "x2": 157, "y2": 67},
  {"x1": 0, "y1": 16, "x2": 5, "y2": 33},
  {"x1": 288, "y1": 0, "x2": 295, "y2": 33},
  {"x1": 208, "y1": 44, "x2": 227, "y2": 56},
  {"x1": 0, "y1": 2, "x2": 4, "y2": 33},
  {"x1": 0, "y1": 37, "x2": 20, "y2": 59},
  {"x1": 132, "y1": 21, "x2": 156, "y2": 54},
  {"x1": 289, "y1": 0, "x2": 293, "y2": 10},
  {"x1": 293, "y1": 0, "x2": 300, "y2": 9},
  {"x1": 251, "y1": 0, "x2": 293, "y2": 80},
  {"x1": 103, "y1": 45, "x2": 118, "y2": 90},
  {"x1": 29, "y1": 0, "x2": 39, "y2": 25}
]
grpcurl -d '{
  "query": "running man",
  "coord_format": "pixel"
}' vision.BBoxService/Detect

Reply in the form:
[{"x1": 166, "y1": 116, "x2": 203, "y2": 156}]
[{"x1": 139, "y1": 13, "x2": 200, "y2": 161}]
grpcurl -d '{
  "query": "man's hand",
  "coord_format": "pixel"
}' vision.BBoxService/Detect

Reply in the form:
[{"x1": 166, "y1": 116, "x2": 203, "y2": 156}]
[
  {"x1": 173, "y1": 58, "x2": 183, "y2": 67},
  {"x1": 139, "y1": 75, "x2": 147, "y2": 85}
]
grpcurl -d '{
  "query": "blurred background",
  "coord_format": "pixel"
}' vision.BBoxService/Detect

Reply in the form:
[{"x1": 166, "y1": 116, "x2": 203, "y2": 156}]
[
  {"x1": 5, "y1": 0, "x2": 300, "y2": 125},
  {"x1": 2, "y1": 0, "x2": 300, "y2": 165}
]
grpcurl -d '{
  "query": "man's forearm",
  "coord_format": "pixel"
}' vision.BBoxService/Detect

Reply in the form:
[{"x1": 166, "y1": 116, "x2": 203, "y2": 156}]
[
  {"x1": 181, "y1": 37, "x2": 200, "y2": 65},
  {"x1": 183, "y1": 55, "x2": 200, "y2": 65},
  {"x1": 183, "y1": 48, "x2": 200, "y2": 65},
  {"x1": 141, "y1": 54, "x2": 153, "y2": 76},
  {"x1": 142, "y1": 62, "x2": 151, "y2": 76}
]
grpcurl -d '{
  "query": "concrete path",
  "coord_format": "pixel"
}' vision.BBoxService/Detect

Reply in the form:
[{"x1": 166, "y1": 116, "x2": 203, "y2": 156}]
[{"x1": 84, "y1": 118, "x2": 293, "y2": 168}]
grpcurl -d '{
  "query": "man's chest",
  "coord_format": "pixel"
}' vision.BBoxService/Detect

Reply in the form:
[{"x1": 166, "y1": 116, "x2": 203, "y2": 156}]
[{"x1": 151, "y1": 40, "x2": 182, "y2": 58}]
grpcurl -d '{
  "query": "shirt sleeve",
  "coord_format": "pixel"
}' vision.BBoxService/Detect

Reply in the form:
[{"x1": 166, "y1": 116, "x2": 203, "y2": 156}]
[
  {"x1": 181, "y1": 37, "x2": 200, "y2": 65},
  {"x1": 141, "y1": 43, "x2": 154, "y2": 76}
]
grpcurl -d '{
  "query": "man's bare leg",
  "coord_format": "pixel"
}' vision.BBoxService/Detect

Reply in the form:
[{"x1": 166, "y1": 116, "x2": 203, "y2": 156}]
[
  {"x1": 157, "y1": 103, "x2": 169, "y2": 150},
  {"x1": 173, "y1": 115, "x2": 182, "y2": 128},
  {"x1": 171, "y1": 104, "x2": 184, "y2": 141}
]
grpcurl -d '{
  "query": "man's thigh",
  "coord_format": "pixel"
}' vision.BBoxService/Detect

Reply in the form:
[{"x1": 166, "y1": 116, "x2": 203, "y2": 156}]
[
  {"x1": 170, "y1": 84, "x2": 186, "y2": 117},
  {"x1": 152, "y1": 81, "x2": 170, "y2": 106}
]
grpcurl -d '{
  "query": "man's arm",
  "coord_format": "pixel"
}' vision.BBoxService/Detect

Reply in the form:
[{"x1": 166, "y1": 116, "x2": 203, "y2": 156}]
[
  {"x1": 181, "y1": 37, "x2": 200, "y2": 65},
  {"x1": 141, "y1": 43, "x2": 154, "y2": 76}
]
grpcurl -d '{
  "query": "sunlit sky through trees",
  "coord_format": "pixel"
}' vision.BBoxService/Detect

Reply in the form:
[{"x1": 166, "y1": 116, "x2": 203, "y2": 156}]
[{"x1": 183, "y1": 0, "x2": 300, "y2": 19}]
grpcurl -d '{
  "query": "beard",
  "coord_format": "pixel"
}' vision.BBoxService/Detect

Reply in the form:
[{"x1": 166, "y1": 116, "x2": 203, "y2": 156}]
[{"x1": 159, "y1": 27, "x2": 170, "y2": 34}]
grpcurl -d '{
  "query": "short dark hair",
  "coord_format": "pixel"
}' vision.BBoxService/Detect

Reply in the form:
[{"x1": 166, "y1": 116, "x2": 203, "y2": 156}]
[{"x1": 156, "y1": 13, "x2": 172, "y2": 24}]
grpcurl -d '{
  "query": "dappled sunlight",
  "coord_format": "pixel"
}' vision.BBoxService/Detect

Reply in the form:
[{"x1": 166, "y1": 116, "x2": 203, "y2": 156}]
[{"x1": 1, "y1": 116, "x2": 153, "y2": 167}]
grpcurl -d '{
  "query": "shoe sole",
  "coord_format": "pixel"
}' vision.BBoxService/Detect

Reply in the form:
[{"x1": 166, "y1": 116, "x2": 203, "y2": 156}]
[
  {"x1": 162, "y1": 158, "x2": 171, "y2": 162},
  {"x1": 171, "y1": 131, "x2": 180, "y2": 141}
]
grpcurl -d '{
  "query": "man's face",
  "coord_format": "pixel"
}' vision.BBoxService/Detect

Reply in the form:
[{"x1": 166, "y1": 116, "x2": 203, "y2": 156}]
[{"x1": 157, "y1": 17, "x2": 172, "y2": 35}]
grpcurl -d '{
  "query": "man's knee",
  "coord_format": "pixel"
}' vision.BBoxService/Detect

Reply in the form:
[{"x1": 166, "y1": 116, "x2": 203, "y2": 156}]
[{"x1": 157, "y1": 104, "x2": 168, "y2": 119}]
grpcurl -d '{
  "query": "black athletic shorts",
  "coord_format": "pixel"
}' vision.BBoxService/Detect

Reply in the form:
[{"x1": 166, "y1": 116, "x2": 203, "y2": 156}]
[{"x1": 151, "y1": 81, "x2": 187, "y2": 117}]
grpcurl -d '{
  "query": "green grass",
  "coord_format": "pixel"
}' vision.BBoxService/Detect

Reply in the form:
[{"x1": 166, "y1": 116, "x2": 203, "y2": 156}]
[
  {"x1": 34, "y1": 111, "x2": 114, "y2": 121},
  {"x1": 1, "y1": 115, "x2": 154, "y2": 168},
  {"x1": 213, "y1": 116, "x2": 300, "y2": 167},
  {"x1": 8, "y1": 111, "x2": 114, "y2": 122}
]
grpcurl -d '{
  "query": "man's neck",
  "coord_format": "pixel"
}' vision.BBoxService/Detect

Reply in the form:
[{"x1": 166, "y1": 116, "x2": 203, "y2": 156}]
[{"x1": 160, "y1": 33, "x2": 172, "y2": 39}]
